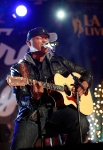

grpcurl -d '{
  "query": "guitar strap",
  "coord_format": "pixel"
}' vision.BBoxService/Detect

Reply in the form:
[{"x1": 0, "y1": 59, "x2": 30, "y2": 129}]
[
  {"x1": 19, "y1": 62, "x2": 41, "y2": 122},
  {"x1": 19, "y1": 62, "x2": 30, "y2": 79}
]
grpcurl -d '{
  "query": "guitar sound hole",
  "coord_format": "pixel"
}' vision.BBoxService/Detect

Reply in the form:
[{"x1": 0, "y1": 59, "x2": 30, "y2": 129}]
[{"x1": 64, "y1": 85, "x2": 71, "y2": 96}]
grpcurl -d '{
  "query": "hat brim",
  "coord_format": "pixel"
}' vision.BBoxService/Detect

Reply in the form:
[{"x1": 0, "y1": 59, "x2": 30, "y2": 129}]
[{"x1": 48, "y1": 33, "x2": 58, "y2": 42}]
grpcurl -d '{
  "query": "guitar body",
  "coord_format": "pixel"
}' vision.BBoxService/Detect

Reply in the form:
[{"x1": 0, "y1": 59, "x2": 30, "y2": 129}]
[{"x1": 49, "y1": 72, "x2": 93, "y2": 115}]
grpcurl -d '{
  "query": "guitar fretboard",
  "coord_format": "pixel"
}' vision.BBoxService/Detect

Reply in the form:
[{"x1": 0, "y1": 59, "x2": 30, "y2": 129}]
[
  {"x1": 41, "y1": 81, "x2": 64, "y2": 91},
  {"x1": 28, "y1": 79, "x2": 64, "y2": 92}
]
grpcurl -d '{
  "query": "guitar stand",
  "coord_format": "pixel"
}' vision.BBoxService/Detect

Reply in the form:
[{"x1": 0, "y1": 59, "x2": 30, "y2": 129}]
[{"x1": 50, "y1": 47, "x2": 84, "y2": 143}]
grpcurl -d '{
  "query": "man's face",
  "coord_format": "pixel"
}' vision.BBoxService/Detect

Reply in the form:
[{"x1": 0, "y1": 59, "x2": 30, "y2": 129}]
[{"x1": 27, "y1": 34, "x2": 49, "y2": 53}]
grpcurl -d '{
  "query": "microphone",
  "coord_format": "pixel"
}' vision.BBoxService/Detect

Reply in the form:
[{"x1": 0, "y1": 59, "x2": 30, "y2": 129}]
[{"x1": 43, "y1": 41, "x2": 58, "y2": 50}]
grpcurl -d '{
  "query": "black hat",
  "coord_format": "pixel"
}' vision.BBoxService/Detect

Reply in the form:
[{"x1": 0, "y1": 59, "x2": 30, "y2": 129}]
[{"x1": 27, "y1": 27, "x2": 57, "y2": 42}]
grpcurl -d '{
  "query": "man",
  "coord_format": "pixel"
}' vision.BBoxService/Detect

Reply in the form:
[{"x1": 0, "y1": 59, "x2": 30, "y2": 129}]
[{"x1": 9, "y1": 27, "x2": 93, "y2": 150}]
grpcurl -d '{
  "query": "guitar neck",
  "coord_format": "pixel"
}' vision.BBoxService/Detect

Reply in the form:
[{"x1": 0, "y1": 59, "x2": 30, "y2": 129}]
[
  {"x1": 7, "y1": 75, "x2": 64, "y2": 92},
  {"x1": 28, "y1": 79, "x2": 64, "y2": 91}
]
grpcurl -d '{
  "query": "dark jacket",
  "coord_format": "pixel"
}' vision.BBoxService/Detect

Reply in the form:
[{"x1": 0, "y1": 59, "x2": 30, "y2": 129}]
[{"x1": 10, "y1": 52, "x2": 93, "y2": 121}]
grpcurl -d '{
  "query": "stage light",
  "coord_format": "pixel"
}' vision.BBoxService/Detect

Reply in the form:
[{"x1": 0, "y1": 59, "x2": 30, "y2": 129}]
[
  {"x1": 16, "y1": 5, "x2": 27, "y2": 17},
  {"x1": 56, "y1": 9, "x2": 66, "y2": 20}
]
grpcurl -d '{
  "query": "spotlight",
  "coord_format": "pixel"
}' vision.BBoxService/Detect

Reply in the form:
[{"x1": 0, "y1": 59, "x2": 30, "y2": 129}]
[
  {"x1": 16, "y1": 5, "x2": 27, "y2": 17},
  {"x1": 56, "y1": 9, "x2": 67, "y2": 20}
]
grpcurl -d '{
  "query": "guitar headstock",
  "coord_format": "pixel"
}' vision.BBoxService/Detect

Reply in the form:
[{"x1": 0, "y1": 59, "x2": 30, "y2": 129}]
[{"x1": 6, "y1": 75, "x2": 28, "y2": 87}]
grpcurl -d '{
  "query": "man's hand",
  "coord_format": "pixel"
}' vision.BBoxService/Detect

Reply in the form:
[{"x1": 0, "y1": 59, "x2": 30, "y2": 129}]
[
  {"x1": 71, "y1": 81, "x2": 88, "y2": 97},
  {"x1": 77, "y1": 81, "x2": 88, "y2": 96},
  {"x1": 31, "y1": 80, "x2": 44, "y2": 100}
]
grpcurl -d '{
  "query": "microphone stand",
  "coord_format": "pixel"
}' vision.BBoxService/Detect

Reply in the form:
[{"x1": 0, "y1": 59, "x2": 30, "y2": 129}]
[{"x1": 50, "y1": 47, "x2": 84, "y2": 143}]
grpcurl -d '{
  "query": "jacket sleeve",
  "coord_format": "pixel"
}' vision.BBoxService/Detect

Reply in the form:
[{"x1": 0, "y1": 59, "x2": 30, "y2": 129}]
[
  {"x1": 10, "y1": 64, "x2": 35, "y2": 110},
  {"x1": 61, "y1": 56, "x2": 93, "y2": 88}
]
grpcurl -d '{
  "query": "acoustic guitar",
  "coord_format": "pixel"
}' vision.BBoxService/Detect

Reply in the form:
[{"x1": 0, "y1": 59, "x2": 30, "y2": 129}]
[{"x1": 6, "y1": 72, "x2": 93, "y2": 115}]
